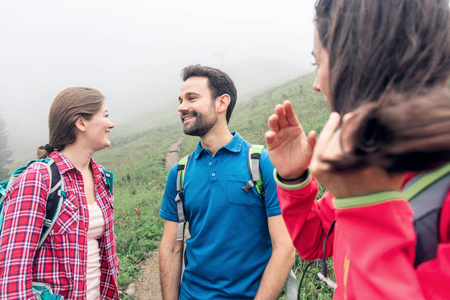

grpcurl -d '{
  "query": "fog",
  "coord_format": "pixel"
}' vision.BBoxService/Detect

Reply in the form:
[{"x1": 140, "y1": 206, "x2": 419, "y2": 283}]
[{"x1": 0, "y1": 0, "x2": 317, "y2": 163}]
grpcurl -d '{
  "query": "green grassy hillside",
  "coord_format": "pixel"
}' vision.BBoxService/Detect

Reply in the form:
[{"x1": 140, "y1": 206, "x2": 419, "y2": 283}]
[{"x1": 95, "y1": 71, "x2": 332, "y2": 298}]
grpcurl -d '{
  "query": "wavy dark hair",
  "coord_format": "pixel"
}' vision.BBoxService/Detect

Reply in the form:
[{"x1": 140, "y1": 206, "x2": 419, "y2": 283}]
[
  {"x1": 316, "y1": 0, "x2": 450, "y2": 115},
  {"x1": 327, "y1": 88, "x2": 450, "y2": 172},
  {"x1": 314, "y1": 0, "x2": 450, "y2": 172}
]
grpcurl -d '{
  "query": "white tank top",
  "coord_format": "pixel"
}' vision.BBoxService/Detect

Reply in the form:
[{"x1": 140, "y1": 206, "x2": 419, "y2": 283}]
[{"x1": 86, "y1": 202, "x2": 105, "y2": 300}]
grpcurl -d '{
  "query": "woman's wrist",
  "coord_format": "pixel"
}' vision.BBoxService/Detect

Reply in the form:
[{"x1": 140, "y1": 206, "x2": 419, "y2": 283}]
[
  {"x1": 277, "y1": 169, "x2": 309, "y2": 183},
  {"x1": 274, "y1": 169, "x2": 311, "y2": 190}
]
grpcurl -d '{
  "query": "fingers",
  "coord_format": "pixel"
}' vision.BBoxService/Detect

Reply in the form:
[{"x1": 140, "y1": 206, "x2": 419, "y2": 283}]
[
  {"x1": 313, "y1": 112, "x2": 341, "y2": 159},
  {"x1": 271, "y1": 100, "x2": 303, "y2": 130},
  {"x1": 267, "y1": 114, "x2": 280, "y2": 132},
  {"x1": 283, "y1": 101, "x2": 301, "y2": 127},
  {"x1": 342, "y1": 112, "x2": 354, "y2": 123},
  {"x1": 318, "y1": 112, "x2": 340, "y2": 143},
  {"x1": 265, "y1": 130, "x2": 276, "y2": 148},
  {"x1": 274, "y1": 104, "x2": 290, "y2": 129},
  {"x1": 306, "y1": 130, "x2": 317, "y2": 151}
]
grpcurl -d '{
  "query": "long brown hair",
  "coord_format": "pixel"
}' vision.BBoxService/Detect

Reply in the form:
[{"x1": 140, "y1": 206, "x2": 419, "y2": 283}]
[
  {"x1": 315, "y1": 0, "x2": 450, "y2": 115},
  {"x1": 314, "y1": 0, "x2": 450, "y2": 172},
  {"x1": 37, "y1": 87, "x2": 104, "y2": 158},
  {"x1": 327, "y1": 88, "x2": 450, "y2": 172}
]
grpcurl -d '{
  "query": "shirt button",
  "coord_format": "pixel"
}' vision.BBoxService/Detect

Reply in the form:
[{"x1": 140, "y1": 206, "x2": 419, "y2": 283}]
[
  {"x1": 209, "y1": 162, "x2": 213, "y2": 166},
  {"x1": 212, "y1": 173, "x2": 216, "y2": 177}
]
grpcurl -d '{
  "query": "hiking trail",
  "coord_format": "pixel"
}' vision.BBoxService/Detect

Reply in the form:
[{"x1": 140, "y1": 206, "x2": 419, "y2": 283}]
[{"x1": 124, "y1": 136, "x2": 183, "y2": 299}]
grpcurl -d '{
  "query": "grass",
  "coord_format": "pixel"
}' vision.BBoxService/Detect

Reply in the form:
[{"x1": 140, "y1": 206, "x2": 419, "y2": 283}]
[{"x1": 94, "y1": 71, "x2": 333, "y2": 298}]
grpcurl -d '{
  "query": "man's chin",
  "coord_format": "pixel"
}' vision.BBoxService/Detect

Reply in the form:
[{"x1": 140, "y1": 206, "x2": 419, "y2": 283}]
[{"x1": 183, "y1": 129, "x2": 199, "y2": 137}]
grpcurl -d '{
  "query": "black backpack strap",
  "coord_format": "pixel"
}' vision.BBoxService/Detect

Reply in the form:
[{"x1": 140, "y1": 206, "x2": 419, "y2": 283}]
[
  {"x1": 403, "y1": 163, "x2": 450, "y2": 267},
  {"x1": 37, "y1": 158, "x2": 65, "y2": 249}
]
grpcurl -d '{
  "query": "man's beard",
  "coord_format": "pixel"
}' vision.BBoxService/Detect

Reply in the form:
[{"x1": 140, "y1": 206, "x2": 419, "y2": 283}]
[{"x1": 181, "y1": 109, "x2": 217, "y2": 137}]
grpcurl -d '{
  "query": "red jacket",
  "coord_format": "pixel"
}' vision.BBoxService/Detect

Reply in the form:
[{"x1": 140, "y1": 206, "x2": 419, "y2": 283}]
[{"x1": 276, "y1": 170, "x2": 450, "y2": 299}]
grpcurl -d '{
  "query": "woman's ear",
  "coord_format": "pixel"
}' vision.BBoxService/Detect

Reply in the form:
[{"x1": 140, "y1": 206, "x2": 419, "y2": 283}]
[
  {"x1": 216, "y1": 94, "x2": 231, "y2": 114},
  {"x1": 74, "y1": 117, "x2": 87, "y2": 133}
]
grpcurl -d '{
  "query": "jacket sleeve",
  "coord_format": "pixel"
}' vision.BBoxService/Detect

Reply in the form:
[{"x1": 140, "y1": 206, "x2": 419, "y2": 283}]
[
  {"x1": 0, "y1": 164, "x2": 49, "y2": 300},
  {"x1": 275, "y1": 169, "x2": 336, "y2": 260}
]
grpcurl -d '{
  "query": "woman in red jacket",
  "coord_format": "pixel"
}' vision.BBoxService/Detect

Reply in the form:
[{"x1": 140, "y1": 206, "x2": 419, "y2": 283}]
[{"x1": 266, "y1": 0, "x2": 450, "y2": 299}]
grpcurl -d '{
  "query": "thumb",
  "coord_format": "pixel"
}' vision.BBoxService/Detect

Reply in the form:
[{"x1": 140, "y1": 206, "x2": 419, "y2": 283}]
[
  {"x1": 307, "y1": 130, "x2": 317, "y2": 152},
  {"x1": 265, "y1": 131, "x2": 276, "y2": 149}
]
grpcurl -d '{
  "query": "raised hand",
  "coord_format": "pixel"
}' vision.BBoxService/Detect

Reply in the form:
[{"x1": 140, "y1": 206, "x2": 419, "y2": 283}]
[
  {"x1": 265, "y1": 100, "x2": 316, "y2": 180},
  {"x1": 311, "y1": 112, "x2": 405, "y2": 198}
]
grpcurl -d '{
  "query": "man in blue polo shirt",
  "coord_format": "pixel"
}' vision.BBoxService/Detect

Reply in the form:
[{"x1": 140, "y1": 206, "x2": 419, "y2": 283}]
[{"x1": 159, "y1": 65, "x2": 294, "y2": 299}]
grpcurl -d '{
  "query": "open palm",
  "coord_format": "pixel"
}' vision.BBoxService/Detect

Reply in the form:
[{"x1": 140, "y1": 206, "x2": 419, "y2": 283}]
[{"x1": 265, "y1": 101, "x2": 316, "y2": 179}]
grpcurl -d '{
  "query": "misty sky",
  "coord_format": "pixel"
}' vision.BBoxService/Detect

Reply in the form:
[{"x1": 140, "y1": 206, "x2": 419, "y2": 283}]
[{"x1": 0, "y1": 0, "x2": 318, "y2": 162}]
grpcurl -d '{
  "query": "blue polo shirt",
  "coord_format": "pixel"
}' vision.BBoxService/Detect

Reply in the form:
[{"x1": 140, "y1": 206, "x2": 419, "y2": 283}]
[{"x1": 160, "y1": 132, "x2": 281, "y2": 299}]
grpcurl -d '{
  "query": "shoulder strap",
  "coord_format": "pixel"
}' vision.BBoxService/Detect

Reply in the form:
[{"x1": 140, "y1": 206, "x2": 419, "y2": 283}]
[
  {"x1": 241, "y1": 144, "x2": 265, "y2": 201},
  {"x1": 0, "y1": 161, "x2": 38, "y2": 233},
  {"x1": 102, "y1": 167, "x2": 114, "y2": 193},
  {"x1": 0, "y1": 159, "x2": 65, "y2": 250},
  {"x1": 36, "y1": 158, "x2": 65, "y2": 250},
  {"x1": 175, "y1": 155, "x2": 190, "y2": 241},
  {"x1": 403, "y1": 163, "x2": 450, "y2": 267}
]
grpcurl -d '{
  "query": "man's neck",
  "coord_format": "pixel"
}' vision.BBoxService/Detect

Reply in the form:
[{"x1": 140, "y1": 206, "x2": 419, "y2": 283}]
[{"x1": 199, "y1": 125, "x2": 233, "y2": 157}]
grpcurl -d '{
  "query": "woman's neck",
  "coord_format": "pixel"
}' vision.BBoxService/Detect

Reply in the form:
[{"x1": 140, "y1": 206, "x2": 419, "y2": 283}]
[{"x1": 60, "y1": 143, "x2": 92, "y2": 172}]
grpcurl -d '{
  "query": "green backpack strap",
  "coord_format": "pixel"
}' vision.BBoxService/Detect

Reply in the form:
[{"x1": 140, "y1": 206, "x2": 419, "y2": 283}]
[
  {"x1": 241, "y1": 144, "x2": 298, "y2": 299},
  {"x1": 102, "y1": 167, "x2": 114, "y2": 193},
  {"x1": 241, "y1": 144, "x2": 265, "y2": 200},
  {"x1": 175, "y1": 155, "x2": 190, "y2": 241}
]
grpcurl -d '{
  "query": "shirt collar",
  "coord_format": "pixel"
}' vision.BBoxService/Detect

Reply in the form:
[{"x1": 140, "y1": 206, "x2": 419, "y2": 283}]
[
  {"x1": 49, "y1": 151, "x2": 103, "y2": 179},
  {"x1": 191, "y1": 131, "x2": 244, "y2": 160}
]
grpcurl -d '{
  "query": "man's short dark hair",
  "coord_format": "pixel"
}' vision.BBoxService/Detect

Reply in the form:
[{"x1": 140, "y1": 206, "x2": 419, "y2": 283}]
[{"x1": 181, "y1": 65, "x2": 237, "y2": 124}]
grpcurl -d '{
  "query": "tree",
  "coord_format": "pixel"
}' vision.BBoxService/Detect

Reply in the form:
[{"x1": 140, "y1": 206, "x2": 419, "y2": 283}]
[{"x1": 0, "y1": 114, "x2": 13, "y2": 181}]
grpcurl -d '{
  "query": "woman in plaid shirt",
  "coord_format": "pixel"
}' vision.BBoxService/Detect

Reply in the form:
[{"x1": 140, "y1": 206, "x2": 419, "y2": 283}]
[{"x1": 0, "y1": 87, "x2": 119, "y2": 299}]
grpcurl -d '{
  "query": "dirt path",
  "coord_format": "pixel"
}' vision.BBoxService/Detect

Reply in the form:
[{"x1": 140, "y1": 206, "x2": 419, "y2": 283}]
[{"x1": 129, "y1": 137, "x2": 183, "y2": 300}]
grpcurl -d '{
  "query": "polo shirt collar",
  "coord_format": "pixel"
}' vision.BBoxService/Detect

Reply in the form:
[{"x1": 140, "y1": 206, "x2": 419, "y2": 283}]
[{"x1": 191, "y1": 131, "x2": 244, "y2": 160}]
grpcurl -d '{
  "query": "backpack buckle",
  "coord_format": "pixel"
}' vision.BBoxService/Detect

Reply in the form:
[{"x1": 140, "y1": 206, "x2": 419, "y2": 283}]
[{"x1": 241, "y1": 180, "x2": 255, "y2": 194}]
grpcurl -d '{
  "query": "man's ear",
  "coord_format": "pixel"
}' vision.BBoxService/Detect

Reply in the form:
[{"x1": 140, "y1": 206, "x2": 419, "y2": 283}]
[
  {"x1": 74, "y1": 117, "x2": 87, "y2": 133},
  {"x1": 216, "y1": 94, "x2": 231, "y2": 114}
]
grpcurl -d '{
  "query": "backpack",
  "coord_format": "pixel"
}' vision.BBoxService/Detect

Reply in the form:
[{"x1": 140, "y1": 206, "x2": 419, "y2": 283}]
[
  {"x1": 0, "y1": 158, "x2": 113, "y2": 300},
  {"x1": 322, "y1": 163, "x2": 450, "y2": 270},
  {"x1": 175, "y1": 144, "x2": 298, "y2": 300},
  {"x1": 175, "y1": 144, "x2": 265, "y2": 241},
  {"x1": 0, "y1": 158, "x2": 65, "y2": 248},
  {"x1": 403, "y1": 163, "x2": 450, "y2": 267}
]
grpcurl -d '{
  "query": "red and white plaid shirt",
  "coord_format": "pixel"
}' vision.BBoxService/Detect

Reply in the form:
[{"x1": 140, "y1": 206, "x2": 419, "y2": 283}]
[{"x1": 0, "y1": 151, "x2": 119, "y2": 299}]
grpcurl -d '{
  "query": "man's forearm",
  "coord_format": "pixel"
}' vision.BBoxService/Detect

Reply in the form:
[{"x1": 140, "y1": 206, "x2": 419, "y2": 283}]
[
  {"x1": 159, "y1": 244, "x2": 183, "y2": 300},
  {"x1": 254, "y1": 246, "x2": 295, "y2": 300}
]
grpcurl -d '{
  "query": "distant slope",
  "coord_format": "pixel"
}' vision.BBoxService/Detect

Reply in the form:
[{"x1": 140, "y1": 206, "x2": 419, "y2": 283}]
[{"x1": 92, "y1": 71, "x2": 330, "y2": 288}]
